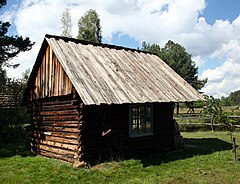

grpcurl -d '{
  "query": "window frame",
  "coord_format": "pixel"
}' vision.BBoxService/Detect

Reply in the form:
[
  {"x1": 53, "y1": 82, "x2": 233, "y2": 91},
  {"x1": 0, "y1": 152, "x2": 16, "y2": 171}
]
[{"x1": 129, "y1": 103, "x2": 153, "y2": 138}]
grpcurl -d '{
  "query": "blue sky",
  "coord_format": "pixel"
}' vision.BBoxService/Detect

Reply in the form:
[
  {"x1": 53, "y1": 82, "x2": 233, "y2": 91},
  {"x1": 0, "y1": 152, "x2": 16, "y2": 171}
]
[
  {"x1": 112, "y1": 0, "x2": 240, "y2": 47},
  {"x1": 1, "y1": 0, "x2": 240, "y2": 97},
  {"x1": 203, "y1": 0, "x2": 240, "y2": 24}
]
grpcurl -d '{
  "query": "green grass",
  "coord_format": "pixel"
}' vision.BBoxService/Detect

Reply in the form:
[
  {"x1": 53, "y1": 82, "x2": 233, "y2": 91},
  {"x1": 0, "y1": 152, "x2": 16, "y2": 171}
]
[{"x1": 1, "y1": 132, "x2": 240, "y2": 183}]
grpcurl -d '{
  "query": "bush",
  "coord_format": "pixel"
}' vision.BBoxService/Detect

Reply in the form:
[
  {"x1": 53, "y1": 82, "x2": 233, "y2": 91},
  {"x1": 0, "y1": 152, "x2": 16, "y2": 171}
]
[
  {"x1": 179, "y1": 123, "x2": 239, "y2": 132},
  {"x1": 0, "y1": 78, "x2": 30, "y2": 143}
]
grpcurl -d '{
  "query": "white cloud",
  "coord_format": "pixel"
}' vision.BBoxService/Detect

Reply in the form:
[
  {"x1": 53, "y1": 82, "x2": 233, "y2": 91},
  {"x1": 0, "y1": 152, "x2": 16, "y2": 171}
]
[
  {"x1": 1, "y1": 0, "x2": 240, "y2": 97},
  {"x1": 200, "y1": 40, "x2": 240, "y2": 97},
  {"x1": 192, "y1": 55, "x2": 207, "y2": 68}
]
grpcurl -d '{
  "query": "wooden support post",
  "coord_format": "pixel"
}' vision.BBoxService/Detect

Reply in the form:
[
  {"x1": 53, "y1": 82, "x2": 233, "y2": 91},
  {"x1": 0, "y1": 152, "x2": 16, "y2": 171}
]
[
  {"x1": 176, "y1": 102, "x2": 179, "y2": 114},
  {"x1": 211, "y1": 119, "x2": 215, "y2": 132},
  {"x1": 232, "y1": 137, "x2": 237, "y2": 162}
]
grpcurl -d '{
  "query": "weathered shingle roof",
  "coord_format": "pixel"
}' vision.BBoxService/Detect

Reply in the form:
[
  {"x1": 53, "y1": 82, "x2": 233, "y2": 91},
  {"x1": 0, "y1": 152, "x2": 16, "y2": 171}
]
[{"x1": 31, "y1": 34, "x2": 204, "y2": 105}]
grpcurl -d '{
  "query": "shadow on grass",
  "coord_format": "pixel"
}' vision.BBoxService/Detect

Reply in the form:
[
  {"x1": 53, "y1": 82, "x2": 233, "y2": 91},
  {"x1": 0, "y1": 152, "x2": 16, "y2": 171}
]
[
  {"x1": 0, "y1": 142, "x2": 34, "y2": 158},
  {"x1": 0, "y1": 138, "x2": 233, "y2": 166},
  {"x1": 140, "y1": 138, "x2": 232, "y2": 167}
]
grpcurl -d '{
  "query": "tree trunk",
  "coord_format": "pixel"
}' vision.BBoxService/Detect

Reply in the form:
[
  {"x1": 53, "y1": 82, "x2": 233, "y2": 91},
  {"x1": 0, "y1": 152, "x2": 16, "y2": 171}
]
[
  {"x1": 176, "y1": 102, "x2": 179, "y2": 114},
  {"x1": 211, "y1": 118, "x2": 215, "y2": 132}
]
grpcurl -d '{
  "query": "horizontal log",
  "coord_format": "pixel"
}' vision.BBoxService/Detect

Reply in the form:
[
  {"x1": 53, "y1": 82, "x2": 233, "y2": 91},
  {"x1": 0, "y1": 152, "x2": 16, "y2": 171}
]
[
  {"x1": 36, "y1": 149, "x2": 76, "y2": 163},
  {"x1": 32, "y1": 120, "x2": 79, "y2": 125},
  {"x1": 33, "y1": 109, "x2": 79, "y2": 116},
  {"x1": 34, "y1": 131, "x2": 79, "y2": 139},
  {"x1": 34, "y1": 126, "x2": 80, "y2": 133},
  {"x1": 36, "y1": 144, "x2": 77, "y2": 156},
  {"x1": 35, "y1": 139, "x2": 78, "y2": 151},
  {"x1": 32, "y1": 115, "x2": 80, "y2": 121},
  {"x1": 32, "y1": 99, "x2": 78, "y2": 106},
  {"x1": 33, "y1": 122, "x2": 79, "y2": 128},
  {"x1": 32, "y1": 104, "x2": 78, "y2": 111},
  {"x1": 34, "y1": 134, "x2": 79, "y2": 145}
]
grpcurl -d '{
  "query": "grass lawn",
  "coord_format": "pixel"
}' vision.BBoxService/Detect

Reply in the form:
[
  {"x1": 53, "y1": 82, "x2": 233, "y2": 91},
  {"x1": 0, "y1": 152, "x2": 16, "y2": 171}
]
[{"x1": 1, "y1": 131, "x2": 240, "y2": 184}]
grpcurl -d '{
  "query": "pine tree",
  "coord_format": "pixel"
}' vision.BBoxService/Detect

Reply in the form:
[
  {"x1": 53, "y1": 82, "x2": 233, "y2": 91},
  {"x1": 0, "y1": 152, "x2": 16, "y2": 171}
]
[
  {"x1": 142, "y1": 41, "x2": 207, "y2": 90},
  {"x1": 0, "y1": 0, "x2": 34, "y2": 87},
  {"x1": 77, "y1": 9, "x2": 102, "y2": 43},
  {"x1": 60, "y1": 8, "x2": 72, "y2": 37}
]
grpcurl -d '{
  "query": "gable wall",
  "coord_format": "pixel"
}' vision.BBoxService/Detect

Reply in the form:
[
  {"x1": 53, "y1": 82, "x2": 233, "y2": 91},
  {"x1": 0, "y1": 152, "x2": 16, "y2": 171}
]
[{"x1": 29, "y1": 46, "x2": 73, "y2": 101}]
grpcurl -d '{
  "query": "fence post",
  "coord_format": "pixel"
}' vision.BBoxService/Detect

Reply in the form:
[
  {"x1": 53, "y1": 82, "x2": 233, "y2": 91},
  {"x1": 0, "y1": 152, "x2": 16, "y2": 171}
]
[{"x1": 232, "y1": 137, "x2": 237, "y2": 162}]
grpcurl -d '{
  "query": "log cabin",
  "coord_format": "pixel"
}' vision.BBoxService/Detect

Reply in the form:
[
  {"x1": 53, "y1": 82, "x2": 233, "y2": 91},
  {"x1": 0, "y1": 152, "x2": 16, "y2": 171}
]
[{"x1": 23, "y1": 34, "x2": 204, "y2": 166}]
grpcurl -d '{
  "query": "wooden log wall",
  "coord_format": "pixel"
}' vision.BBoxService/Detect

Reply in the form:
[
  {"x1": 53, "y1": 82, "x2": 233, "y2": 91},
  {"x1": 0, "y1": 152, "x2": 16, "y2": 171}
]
[
  {"x1": 153, "y1": 102, "x2": 175, "y2": 152},
  {"x1": 29, "y1": 46, "x2": 73, "y2": 101},
  {"x1": 83, "y1": 103, "x2": 171, "y2": 164},
  {"x1": 30, "y1": 96, "x2": 84, "y2": 163},
  {"x1": 82, "y1": 104, "x2": 129, "y2": 163},
  {"x1": 30, "y1": 99, "x2": 176, "y2": 164}
]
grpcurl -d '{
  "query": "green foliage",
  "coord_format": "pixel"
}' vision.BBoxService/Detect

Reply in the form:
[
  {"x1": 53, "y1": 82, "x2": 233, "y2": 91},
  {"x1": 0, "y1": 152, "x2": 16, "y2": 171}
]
[
  {"x1": 0, "y1": 1, "x2": 33, "y2": 143},
  {"x1": 0, "y1": 68, "x2": 6, "y2": 88},
  {"x1": 0, "y1": 1, "x2": 34, "y2": 88},
  {"x1": 1, "y1": 132, "x2": 240, "y2": 183},
  {"x1": 0, "y1": 76, "x2": 30, "y2": 143},
  {"x1": 0, "y1": 21, "x2": 34, "y2": 67},
  {"x1": 220, "y1": 96, "x2": 232, "y2": 106},
  {"x1": 203, "y1": 95, "x2": 225, "y2": 123},
  {"x1": 60, "y1": 8, "x2": 72, "y2": 37},
  {"x1": 203, "y1": 95, "x2": 237, "y2": 136},
  {"x1": 77, "y1": 9, "x2": 102, "y2": 43},
  {"x1": 222, "y1": 90, "x2": 240, "y2": 106},
  {"x1": 229, "y1": 90, "x2": 240, "y2": 105},
  {"x1": 142, "y1": 41, "x2": 207, "y2": 90},
  {"x1": 0, "y1": 0, "x2": 6, "y2": 9},
  {"x1": 194, "y1": 100, "x2": 205, "y2": 108}
]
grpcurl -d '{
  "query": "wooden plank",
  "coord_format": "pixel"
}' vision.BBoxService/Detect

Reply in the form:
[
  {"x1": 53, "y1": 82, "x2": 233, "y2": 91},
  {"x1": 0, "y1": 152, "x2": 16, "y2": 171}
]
[
  {"x1": 34, "y1": 131, "x2": 79, "y2": 139},
  {"x1": 34, "y1": 99, "x2": 78, "y2": 106},
  {"x1": 35, "y1": 139, "x2": 78, "y2": 151},
  {"x1": 32, "y1": 103, "x2": 77, "y2": 111},
  {"x1": 61, "y1": 41, "x2": 99, "y2": 104},
  {"x1": 32, "y1": 120, "x2": 79, "y2": 124},
  {"x1": 42, "y1": 54, "x2": 46, "y2": 98},
  {"x1": 36, "y1": 149, "x2": 76, "y2": 163},
  {"x1": 34, "y1": 126, "x2": 80, "y2": 133},
  {"x1": 36, "y1": 144, "x2": 76, "y2": 157},
  {"x1": 75, "y1": 45, "x2": 114, "y2": 104},
  {"x1": 34, "y1": 134, "x2": 78, "y2": 144},
  {"x1": 47, "y1": 38, "x2": 95, "y2": 104},
  {"x1": 45, "y1": 46, "x2": 49, "y2": 97},
  {"x1": 100, "y1": 47, "x2": 142, "y2": 102},
  {"x1": 53, "y1": 54, "x2": 58, "y2": 96},
  {"x1": 32, "y1": 109, "x2": 79, "y2": 116},
  {"x1": 32, "y1": 122, "x2": 79, "y2": 128},
  {"x1": 32, "y1": 115, "x2": 79, "y2": 121},
  {"x1": 48, "y1": 46, "x2": 53, "y2": 96},
  {"x1": 51, "y1": 52, "x2": 56, "y2": 97}
]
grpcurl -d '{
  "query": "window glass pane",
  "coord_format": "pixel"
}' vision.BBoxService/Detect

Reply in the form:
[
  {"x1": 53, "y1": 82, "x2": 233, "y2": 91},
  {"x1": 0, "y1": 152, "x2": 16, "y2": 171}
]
[{"x1": 130, "y1": 104, "x2": 153, "y2": 136}]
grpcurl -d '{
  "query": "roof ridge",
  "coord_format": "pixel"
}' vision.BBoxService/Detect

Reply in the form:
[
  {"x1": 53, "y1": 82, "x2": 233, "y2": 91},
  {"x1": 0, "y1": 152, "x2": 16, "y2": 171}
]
[{"x1": 45, "y1": 34, "x2": 151, "y2": 54}]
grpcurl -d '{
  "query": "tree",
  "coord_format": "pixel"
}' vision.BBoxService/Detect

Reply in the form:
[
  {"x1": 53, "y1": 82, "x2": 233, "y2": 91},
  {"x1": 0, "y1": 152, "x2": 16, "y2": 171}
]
[
  {"x1": 0, "y1": 0, "x2": 6, "y2": 8},
  {"x1": 228, "y1": 90, "x2": 240, "y2": 106},
  {"x1": 142, "y1": 41, "x2": 207, "y2": 91},
  {"x1": 220, "y1": 90, "x2": 240, "y2": 106},
  {"x1": 77, "y1": 9, "x2": 102, "y2": 43},
  {"x1": 0, "y1": 0, "x2": 34, "y2": 87},
  {"x1": 60, "y1": 8, "x2": 72, "y2": 37}
]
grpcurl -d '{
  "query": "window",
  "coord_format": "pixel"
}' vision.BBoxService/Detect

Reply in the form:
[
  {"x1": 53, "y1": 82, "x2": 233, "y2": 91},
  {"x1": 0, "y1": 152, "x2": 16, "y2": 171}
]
[{"x1": 129, "y1": 104, "x2": 153, "y2": 137}]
